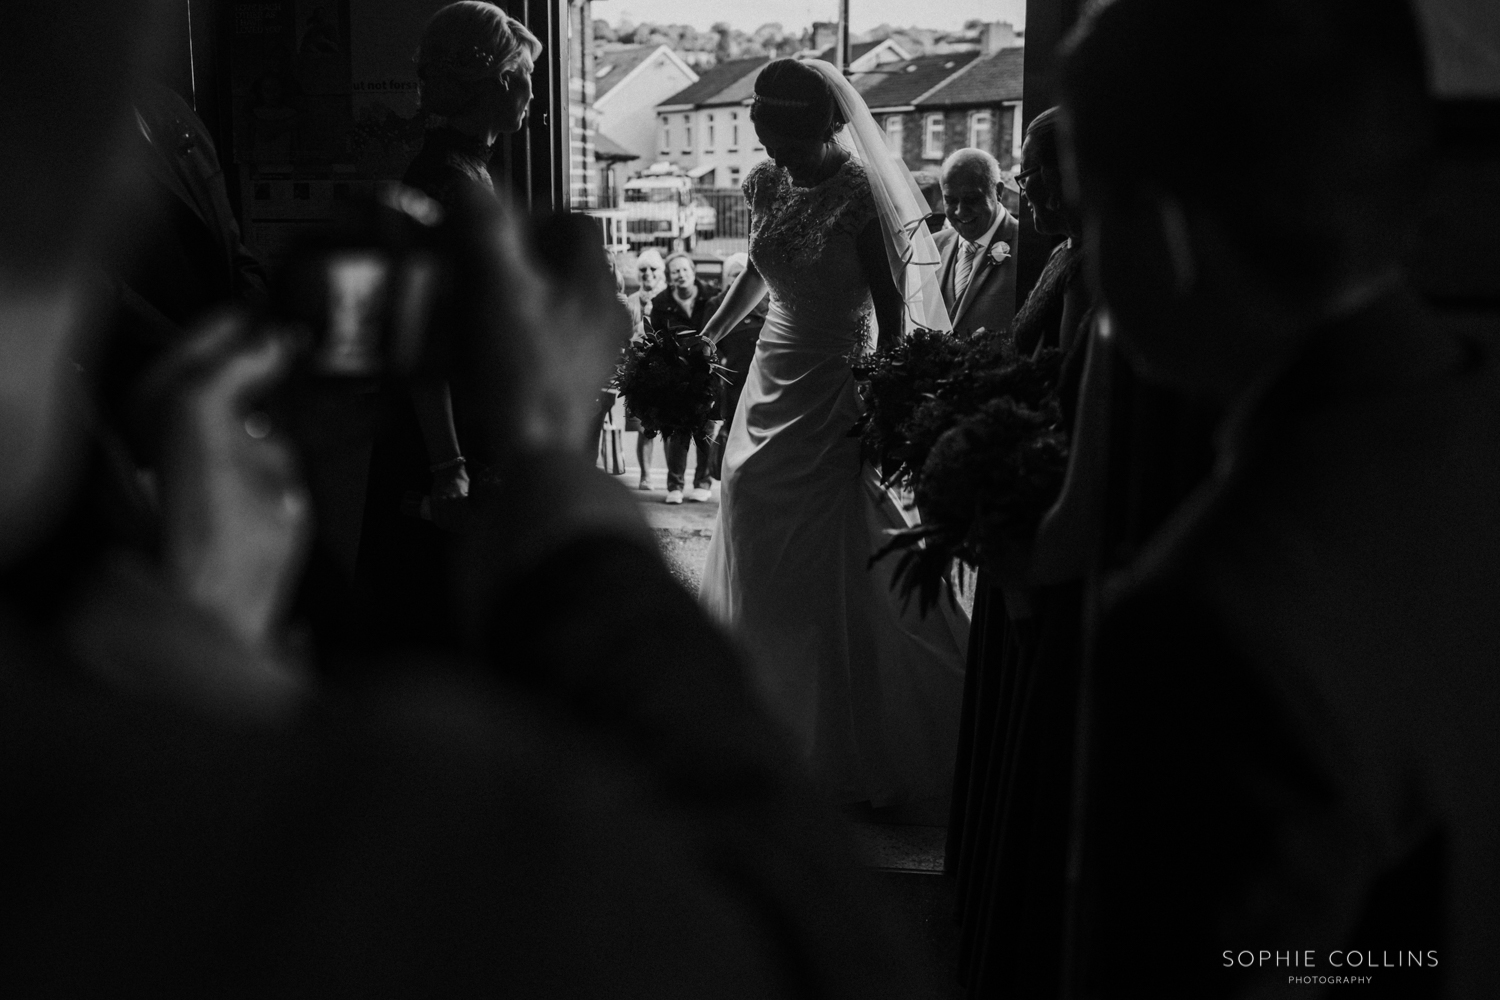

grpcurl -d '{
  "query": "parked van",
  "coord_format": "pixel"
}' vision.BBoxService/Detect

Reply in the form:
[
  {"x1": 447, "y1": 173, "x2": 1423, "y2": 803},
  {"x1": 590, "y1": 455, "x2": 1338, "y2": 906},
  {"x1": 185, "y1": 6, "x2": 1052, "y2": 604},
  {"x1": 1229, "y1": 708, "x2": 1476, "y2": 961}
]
[{"x1": 622, "y1": 163, "x2": 697, "y2": 251}]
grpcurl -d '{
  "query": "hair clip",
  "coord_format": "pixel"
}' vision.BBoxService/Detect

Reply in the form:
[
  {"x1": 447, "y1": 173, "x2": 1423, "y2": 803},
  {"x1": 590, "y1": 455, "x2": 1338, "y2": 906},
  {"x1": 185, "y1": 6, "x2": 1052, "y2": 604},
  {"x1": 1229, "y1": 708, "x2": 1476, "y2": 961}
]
[{"x1": 754, "y1": 94, "x2": 813, "y2": 109}]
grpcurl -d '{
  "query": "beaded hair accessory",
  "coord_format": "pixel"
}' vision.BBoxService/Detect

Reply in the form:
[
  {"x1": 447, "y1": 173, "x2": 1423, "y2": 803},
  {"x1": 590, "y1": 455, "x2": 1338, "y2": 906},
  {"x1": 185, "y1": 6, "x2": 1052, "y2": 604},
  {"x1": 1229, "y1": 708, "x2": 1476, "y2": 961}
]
[
  {"x1": 422, "y1": 44, "x2": 499, "y2": 79},
  {"x1": 753, "y1": 94, "x2": 813, "y2": 109}
]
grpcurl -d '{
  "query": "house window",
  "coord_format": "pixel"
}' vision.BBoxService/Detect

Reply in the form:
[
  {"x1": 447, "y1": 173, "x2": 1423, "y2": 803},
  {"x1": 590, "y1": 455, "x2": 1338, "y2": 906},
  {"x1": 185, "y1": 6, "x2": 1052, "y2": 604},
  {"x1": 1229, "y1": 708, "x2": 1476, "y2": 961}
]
[
  {"x1": 729, "y1": 165, "x2": 741, "y2": 188},
  {"x1": 660, "y1": 116, "x2": 670, "y2": 154},
  {"x1": 968, "y1": 110, "x2": 993, "y2": 152},
  {"x1": 1005, "y1": 102, "x2": 1023, "y2": 160},
  {"x1": 884, "y1": 114, "x2": 904, "y2": 155},
  {"x1": 683, "y1": 113, "x2": 692, "y2": 153},
  {"x1": 922, "y1": 113, "x2": 944, "y2": 160},
  {"x1": 730, "y1": 111, "x2": 739, "y2": 150},
  {"x1": 706, "y1": 113, "x2": 715, "y2": 151}
]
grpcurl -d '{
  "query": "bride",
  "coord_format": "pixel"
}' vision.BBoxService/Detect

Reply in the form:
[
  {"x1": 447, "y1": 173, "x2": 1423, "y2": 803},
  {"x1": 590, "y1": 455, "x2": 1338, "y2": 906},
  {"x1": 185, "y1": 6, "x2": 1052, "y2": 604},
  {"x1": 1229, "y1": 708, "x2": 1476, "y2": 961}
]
[{"x1": 698, "y1": 58, "x2": 967, "y2": 812}]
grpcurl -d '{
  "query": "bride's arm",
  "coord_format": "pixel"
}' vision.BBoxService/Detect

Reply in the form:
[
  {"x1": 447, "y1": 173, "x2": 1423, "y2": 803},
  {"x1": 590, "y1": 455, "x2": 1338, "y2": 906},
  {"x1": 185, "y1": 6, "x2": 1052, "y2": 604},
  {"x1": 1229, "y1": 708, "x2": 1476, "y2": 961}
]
[
  {"x1": 700, "y1": 263, "x2": 768, "y2": 346},
  {"x1": 855, "y1": 218, "x2": 903, "y2": 353}
]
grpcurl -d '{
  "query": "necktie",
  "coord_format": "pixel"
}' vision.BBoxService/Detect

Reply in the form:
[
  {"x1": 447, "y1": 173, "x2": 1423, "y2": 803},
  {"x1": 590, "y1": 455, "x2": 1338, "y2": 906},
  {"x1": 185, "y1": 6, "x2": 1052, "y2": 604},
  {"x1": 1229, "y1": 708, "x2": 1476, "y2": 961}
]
[{"x1": 956, "y1": 239, "x2": 979, "y2": 303}]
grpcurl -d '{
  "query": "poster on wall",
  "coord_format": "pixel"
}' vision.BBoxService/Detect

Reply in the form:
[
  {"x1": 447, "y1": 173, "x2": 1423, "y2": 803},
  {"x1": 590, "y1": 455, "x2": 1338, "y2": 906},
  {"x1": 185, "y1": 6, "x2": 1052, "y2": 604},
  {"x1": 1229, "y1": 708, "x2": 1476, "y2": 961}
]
[{"x1": 349, "y1": 0, "x2": 450, "y2": 178}]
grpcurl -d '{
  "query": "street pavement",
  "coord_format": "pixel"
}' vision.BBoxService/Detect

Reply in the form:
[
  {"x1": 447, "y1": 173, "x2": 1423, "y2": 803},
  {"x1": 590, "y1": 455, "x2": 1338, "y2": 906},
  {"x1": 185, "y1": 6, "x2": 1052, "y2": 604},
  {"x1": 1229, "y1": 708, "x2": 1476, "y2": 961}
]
[{"x1": 605, "y1": 429, "x2": 718, "y2": 592}]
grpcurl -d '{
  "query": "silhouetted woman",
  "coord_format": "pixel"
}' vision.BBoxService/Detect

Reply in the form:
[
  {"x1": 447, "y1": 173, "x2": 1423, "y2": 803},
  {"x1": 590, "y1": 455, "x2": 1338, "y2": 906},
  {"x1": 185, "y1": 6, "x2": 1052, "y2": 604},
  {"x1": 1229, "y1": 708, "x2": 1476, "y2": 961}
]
[{"x1": 356, "y1": 1, "x2": 541, "y2": 652}]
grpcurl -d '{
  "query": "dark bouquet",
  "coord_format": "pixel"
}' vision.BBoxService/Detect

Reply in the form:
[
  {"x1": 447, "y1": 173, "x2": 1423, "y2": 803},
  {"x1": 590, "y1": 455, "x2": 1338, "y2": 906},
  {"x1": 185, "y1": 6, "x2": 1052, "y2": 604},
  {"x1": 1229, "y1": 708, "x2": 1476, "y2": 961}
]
[
  {"x1": 613, "y1": 330, "x2": 728, "y2": 436},
  {"x1": 849, "y1": 328, "x2": 968, "y2": 489},
  {"x1": 852, "y1": 337, "x2": 1071, "y2": 613}
]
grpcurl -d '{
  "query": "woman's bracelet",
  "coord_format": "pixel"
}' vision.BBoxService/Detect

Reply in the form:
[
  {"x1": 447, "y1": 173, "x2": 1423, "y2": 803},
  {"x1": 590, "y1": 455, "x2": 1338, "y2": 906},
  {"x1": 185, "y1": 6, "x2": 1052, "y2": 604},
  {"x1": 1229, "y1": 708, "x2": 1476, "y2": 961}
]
[{"x1": 429, "y1": 455, "x2": 466, "y2": 474}]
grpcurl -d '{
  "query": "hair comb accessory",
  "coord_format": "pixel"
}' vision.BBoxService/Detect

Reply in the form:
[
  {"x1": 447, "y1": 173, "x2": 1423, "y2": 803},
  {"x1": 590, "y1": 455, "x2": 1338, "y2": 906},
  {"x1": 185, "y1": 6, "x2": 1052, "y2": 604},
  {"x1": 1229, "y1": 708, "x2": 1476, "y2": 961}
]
[
  {"x1": 424, "y1": 44, "x2": 498, "y2": 77},
  {"x1": 754, "y1": 94, "x2": 813, "y2": 109}
]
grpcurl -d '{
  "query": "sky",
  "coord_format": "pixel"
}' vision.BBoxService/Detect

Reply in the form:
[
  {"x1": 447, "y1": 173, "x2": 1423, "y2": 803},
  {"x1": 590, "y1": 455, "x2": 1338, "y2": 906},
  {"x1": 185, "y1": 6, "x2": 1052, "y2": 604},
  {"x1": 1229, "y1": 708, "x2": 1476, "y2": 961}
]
[{"x1": 605, "y1": 0, "x2": 1027, "y2": 36}]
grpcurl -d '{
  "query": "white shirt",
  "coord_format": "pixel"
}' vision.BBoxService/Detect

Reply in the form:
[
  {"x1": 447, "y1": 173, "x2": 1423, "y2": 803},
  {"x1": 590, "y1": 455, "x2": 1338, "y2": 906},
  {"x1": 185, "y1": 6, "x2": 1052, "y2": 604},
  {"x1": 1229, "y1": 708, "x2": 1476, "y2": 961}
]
[
  {"x1": 955, "y1": 210, "x2": 1005, "y2": 301},
  {"x1": 962, "y1": 210, "x2": 1006, "y2": 257}
]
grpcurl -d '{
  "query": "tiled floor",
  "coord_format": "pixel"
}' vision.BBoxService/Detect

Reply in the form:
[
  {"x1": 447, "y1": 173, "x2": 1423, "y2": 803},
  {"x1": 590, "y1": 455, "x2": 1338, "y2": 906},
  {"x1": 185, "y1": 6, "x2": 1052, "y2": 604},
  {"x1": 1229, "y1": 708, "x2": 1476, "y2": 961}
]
[{"x1": 849, "y1": 822, "x2": 948, "y2": 873}]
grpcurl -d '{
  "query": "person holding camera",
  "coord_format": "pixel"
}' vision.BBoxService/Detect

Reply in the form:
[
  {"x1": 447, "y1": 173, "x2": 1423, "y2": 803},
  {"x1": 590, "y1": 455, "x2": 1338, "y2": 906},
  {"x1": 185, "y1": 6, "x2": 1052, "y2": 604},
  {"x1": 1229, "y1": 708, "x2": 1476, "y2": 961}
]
[{"x1": 357, "y1": 1, "x2": 542, "y2": 652}]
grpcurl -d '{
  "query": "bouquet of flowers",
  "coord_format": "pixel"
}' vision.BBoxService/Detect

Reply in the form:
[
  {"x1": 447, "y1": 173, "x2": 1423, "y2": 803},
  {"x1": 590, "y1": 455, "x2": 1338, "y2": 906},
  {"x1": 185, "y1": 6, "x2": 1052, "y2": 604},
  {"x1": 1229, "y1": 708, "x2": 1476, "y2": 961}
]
[
  {"x1": 613, "y1": 330, "x2": 728, "y2": 437},
  {"x1": 852, "y1": 334, "x2": 1071, "y2": 613},
  {"x1": 848, "y1": 328, "x2": 968, "y2": 489}
]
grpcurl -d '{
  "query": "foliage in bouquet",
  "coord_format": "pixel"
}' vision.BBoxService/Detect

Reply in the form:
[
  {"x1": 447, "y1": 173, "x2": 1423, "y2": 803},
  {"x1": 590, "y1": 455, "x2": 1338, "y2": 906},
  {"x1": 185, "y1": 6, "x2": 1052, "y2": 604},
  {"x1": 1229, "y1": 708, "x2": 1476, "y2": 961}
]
[
  {"x1": 613, "y1": 330, "x2": 727, "y2": 436},
  {"x1": 848, "y1": 328, "x2": 967, "y2": 489},
  {"x1": 869, "y1": 347, "x2": 1071, "y2": 614}
]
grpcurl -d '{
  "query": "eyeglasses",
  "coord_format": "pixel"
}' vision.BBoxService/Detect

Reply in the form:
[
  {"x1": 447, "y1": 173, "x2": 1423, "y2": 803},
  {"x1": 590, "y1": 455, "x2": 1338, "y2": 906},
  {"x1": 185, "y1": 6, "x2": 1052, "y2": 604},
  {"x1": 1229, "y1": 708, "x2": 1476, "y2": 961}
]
[{"x1": 1013, "y1": 166, "x2": 1042, "y2": 201}]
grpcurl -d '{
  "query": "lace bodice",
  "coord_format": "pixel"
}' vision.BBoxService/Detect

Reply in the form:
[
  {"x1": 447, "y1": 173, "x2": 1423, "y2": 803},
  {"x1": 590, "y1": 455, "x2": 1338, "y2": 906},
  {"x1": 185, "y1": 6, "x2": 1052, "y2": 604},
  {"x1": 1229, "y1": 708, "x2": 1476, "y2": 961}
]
[{"x1": 745, "y1": 158, "x2": 878, "y2": 341}]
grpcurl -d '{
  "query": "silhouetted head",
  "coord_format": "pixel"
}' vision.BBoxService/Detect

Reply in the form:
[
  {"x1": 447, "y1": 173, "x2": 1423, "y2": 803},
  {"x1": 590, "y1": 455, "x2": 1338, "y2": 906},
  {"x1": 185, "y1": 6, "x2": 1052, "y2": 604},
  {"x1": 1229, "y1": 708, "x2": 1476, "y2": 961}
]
[
  {"x1": 751, "y1": 59, "x2": 848, "y2": 185},
  {"x1": 1017, "y1": 109, "x2": 1070, "y2": 238},
  {"x1": 418, "y1": 1, "x2": 542, "y2": 134},
  {"x1": 1058, "y1": 0, "x2": 1433, "y2": 398}
]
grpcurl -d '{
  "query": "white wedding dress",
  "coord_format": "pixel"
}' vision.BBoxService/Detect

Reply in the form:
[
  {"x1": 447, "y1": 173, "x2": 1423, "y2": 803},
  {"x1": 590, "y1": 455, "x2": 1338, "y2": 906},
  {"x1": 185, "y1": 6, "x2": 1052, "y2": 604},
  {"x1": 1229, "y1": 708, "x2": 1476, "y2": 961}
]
[{"x1": 701, "y1": 158, "x2": 969, "y2": 807}]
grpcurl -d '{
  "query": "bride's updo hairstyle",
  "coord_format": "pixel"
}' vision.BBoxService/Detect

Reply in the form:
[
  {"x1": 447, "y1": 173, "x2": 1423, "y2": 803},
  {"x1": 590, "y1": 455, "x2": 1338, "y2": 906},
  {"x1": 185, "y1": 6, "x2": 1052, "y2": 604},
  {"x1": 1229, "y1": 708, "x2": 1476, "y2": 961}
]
[
  {"x1": 750, "y1": 58, "x2": 847, "y2": 142},
  {"x1": 417, "y1": 1, "x2": 542, "y2": 118}
]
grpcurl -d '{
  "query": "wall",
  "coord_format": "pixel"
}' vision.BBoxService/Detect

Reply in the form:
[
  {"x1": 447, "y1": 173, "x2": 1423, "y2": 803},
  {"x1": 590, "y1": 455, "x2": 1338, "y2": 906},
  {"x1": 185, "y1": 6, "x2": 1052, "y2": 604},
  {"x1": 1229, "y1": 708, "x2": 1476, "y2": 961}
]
[
  {"x1": 658, "y1": 104, "x2": 767, "y2": 187},
  {"x1": 886, "y1": 104, "x2": 1023, "y2": 176},
  {"x1": 567, "y1": 0, "x2": 597, "y2": 208},
  {"x1": 595, "y1": 52, "x2": 696, "y2": 176}
]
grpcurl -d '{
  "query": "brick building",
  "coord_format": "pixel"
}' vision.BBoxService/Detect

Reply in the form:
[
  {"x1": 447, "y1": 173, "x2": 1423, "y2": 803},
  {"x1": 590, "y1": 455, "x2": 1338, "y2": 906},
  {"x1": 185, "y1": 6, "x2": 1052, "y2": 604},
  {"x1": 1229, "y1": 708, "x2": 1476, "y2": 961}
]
[
  {"x1": 655, "y1": 57, "x2": 770, "y2": 190},
  {"x1": 913, "y1": 47, "x2": 1026, "y2": 173},
  {"x1": 853, "y1": 43, "x2": 1024, "y2": 176}
]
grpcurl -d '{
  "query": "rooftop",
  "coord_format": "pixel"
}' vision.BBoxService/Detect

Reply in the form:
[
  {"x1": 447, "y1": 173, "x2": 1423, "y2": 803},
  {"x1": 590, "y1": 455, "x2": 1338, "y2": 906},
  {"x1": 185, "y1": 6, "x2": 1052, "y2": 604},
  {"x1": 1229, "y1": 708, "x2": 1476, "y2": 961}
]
[
  {"x1": 811, "y1": 40, "x2": 884, "y2": 64},
  {"x1": 593, "y1": 131, "x2": 640, "y2": 162},
  {"x1": 593, "y1": 44, "x2": 686, "y2": 101},
  {"x1": 852, "y1": 51, "x2": 983, "y2": 110},
  {"x1": 659, "y1": 56, "x2": 770, "y2": 108},
  {"x1": 916, "y1": 48, "x2": 1024, "y2": 107}
]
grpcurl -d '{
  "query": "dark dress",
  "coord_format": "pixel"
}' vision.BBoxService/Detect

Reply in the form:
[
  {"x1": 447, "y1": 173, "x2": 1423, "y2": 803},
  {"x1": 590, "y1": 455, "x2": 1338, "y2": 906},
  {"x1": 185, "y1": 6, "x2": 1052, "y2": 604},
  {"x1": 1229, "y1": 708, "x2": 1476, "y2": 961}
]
[
  {"x1": 1073, "y1": 290, "x2": 1496, "y2": 996},
  {"x1": 649, "y1": 282, "x2": 718, "y2": 492},
  {"x1": 353, "y1": 128, "x2": 496, "y2": 653},
  {"x1": 946, "y1": 238, "x2": 1094, "y2": 998}
]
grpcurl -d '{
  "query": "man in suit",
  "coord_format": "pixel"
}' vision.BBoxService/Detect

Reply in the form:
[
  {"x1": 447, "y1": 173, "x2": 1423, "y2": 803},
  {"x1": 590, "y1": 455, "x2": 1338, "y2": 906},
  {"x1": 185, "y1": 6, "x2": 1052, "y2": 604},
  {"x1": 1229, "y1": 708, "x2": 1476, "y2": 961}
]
[
  {"x1": 935, "y1": 148, "x2": 1021, "y2": 341},
  {"x1": 1058, "y1": 1, "x2": 1499, "y2": 997},
  {"x1": 651, "y1": 252, "x2": 718, "y2": 503}
]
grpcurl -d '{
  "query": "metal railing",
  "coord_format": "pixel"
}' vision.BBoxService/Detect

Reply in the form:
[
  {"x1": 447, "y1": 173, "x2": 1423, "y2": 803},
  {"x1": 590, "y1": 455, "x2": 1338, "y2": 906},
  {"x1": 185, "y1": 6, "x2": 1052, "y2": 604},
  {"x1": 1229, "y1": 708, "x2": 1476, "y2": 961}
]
[{"x1": 690, "y1": 186, "x2": 750, "y2": 257}]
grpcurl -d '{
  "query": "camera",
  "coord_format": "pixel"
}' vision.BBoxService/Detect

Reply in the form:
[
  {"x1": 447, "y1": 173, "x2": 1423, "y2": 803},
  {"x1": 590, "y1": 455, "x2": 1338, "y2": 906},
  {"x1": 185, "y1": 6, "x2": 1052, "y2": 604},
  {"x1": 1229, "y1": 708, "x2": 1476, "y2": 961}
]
[{"x1": 272, "y1": 185, "x2": 454, "y2": 382}]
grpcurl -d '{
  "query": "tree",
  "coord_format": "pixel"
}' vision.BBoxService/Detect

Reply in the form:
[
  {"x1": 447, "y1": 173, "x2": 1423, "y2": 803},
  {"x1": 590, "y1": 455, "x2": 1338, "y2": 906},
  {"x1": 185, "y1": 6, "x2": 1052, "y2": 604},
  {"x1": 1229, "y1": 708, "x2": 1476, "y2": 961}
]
[{"x1": 711, "y1": 21, "x2": 735, "y2": 63}]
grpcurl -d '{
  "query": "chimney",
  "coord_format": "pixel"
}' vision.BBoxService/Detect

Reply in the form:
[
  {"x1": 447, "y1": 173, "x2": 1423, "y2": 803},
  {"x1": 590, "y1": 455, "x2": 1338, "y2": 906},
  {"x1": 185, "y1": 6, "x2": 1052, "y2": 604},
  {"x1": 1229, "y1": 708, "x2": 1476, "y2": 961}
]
[
  {"x1": 982, "y1": 21, "x2": 1020, "y2": 55},
  {"x1": 811, "y1": 21, "x2": 838, "y2": 54}
]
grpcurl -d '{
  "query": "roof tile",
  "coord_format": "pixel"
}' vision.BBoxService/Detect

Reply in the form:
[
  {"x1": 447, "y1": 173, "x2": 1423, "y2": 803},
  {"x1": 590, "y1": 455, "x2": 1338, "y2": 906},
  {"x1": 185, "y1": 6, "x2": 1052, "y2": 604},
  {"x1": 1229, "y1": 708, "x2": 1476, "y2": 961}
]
[
  {"x1": 659, "y1": 57, "x2": 770, "y2": 108},
  {"x1": 915, "y1": 48, "x2": 1024, "y2": 108},
  {"x1": 852, "y1": 51, "x2": 982, "y2": 111},
  {"x1": 593, "y1": 45, "x2": 664, "y2": 100}
]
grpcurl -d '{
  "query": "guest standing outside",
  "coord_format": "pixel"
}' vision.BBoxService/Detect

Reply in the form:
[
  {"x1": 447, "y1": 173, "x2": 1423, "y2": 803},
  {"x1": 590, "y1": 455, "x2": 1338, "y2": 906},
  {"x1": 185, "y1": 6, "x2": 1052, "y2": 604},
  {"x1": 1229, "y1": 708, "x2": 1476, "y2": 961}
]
[
  {"x1": 934, "y1": 148, "x2": 1020, "y2": 342},
  {"x1": 651, "y1": 252, "x2": 716, "y2": 503},
  {"x1": 626, "y1": 248, "x2": 667, "y2": 488}
]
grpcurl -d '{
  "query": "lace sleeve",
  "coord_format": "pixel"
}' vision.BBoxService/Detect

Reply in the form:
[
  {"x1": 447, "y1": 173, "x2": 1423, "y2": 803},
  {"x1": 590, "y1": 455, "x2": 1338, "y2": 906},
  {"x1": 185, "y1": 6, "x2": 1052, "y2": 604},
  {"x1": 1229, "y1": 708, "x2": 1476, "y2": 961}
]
[
  {"x1": 841, "y1": 164, "x2": 878, "y2": 235},
  {"x1": 744, "y1": 160, "x2": 780, "y2": 220}
]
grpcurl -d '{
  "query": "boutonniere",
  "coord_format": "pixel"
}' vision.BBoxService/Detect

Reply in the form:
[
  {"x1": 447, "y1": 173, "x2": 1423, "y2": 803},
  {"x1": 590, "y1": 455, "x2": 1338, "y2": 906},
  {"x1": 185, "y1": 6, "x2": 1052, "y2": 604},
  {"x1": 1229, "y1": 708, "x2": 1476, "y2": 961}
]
[{"x1": 989, "y1": 240, "x2": 1012, "y2": 265}]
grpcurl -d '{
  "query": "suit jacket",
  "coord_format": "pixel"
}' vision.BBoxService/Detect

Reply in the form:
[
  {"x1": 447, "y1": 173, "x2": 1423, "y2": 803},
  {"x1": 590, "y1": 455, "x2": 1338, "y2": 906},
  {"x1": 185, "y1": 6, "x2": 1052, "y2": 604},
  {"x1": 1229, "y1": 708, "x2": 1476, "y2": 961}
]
[
  {"x1": 935, "y1": 209, "x2": 1020, "y2": 340},
  {"x1": 1071, "y1": 289, "x2": 1500, "y2": 999}
]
